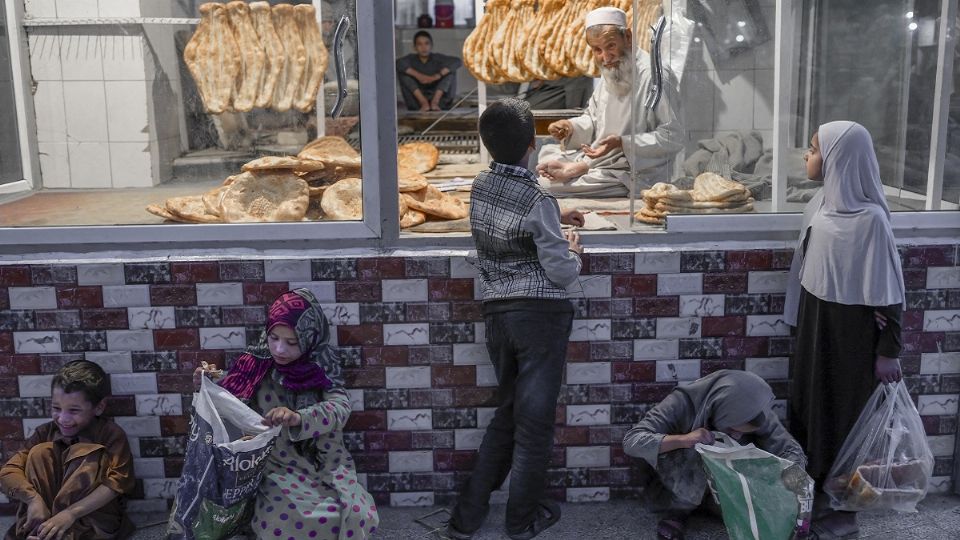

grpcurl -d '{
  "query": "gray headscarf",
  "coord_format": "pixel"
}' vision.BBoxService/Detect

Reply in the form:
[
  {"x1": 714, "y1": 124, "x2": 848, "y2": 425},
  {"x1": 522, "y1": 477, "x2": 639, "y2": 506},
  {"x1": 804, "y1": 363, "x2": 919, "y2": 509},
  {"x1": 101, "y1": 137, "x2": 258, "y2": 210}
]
[
  {"x1": 784, "y1": 121, "x2": 905, "y2": 325},
  {"x1": 677, "y1": 369, "x2": 774, "y2": 431}
]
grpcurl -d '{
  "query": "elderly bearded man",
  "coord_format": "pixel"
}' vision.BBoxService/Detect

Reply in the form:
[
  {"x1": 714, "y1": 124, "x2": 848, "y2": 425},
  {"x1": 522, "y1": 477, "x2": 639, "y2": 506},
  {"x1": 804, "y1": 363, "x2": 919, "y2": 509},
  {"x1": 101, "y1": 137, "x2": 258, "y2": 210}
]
[{"x1": 536, "y1": 7, "x2": 684, "y2": 198}]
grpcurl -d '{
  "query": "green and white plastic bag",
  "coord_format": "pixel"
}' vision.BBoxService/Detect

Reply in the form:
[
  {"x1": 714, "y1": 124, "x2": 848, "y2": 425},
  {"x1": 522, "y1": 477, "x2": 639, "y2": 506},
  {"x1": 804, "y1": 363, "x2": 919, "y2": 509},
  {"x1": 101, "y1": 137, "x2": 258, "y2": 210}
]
[{"x1": 696, "y1": 434, "x2": 814, "y2": 540}]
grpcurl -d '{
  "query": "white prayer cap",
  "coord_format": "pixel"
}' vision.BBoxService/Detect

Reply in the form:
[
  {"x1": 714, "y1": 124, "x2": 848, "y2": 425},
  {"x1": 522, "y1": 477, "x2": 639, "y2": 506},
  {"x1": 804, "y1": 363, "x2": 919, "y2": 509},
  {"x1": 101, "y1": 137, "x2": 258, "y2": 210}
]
[{"x1": 585, "y1": 7, "x2": 627, "y2": 29}]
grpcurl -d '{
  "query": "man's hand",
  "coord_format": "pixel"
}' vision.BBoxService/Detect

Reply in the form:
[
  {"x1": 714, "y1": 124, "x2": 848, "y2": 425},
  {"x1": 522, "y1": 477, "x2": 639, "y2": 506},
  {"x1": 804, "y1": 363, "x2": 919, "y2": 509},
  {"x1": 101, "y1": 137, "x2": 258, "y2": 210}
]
[
  {"x1": 564, "y1": 230, "x2": 583, "y2": 255},
  {"x1": 35, "y1": 509, "x2": 75, "y2": 540},
  {"x1": 681, "y1": 428, "x2": 715, "y2": 449},
  {"x1": 875, "y1": 355, "x2": 902, "y2": 384},
  {"x1": 560, "y1": 209, "x2": 585, "y2": 227},
  {"x1": 262, "y1": 407, "x2": 302, "y2": 428},
  {"x1": 25, "y1": 498, "x2": 50, "y2": 537},
  {"x1": 536, "y1": 160, "x2": 589, "y2": 183},
  {"x1": 581, "y1": 134, "x2": 622, "y2": 159},
  {"x1": 548, "y1": 119, "x2": 573, "y2": 142}
]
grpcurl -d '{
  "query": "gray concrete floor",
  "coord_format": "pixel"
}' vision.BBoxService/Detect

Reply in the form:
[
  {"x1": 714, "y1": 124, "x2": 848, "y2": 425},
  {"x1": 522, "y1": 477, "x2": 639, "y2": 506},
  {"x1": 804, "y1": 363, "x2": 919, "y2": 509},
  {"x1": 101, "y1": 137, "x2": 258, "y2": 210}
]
[{"x1": 1, "y1": 495, "x2": 956, "y2": 539}]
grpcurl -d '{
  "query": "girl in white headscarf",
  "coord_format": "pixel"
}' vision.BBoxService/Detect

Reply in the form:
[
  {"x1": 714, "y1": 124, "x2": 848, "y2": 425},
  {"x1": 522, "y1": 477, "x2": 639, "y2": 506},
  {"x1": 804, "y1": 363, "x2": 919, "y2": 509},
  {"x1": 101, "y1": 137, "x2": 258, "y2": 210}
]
[{"x1": 785, "y1": 121, "x2": 905, "y2": 537}]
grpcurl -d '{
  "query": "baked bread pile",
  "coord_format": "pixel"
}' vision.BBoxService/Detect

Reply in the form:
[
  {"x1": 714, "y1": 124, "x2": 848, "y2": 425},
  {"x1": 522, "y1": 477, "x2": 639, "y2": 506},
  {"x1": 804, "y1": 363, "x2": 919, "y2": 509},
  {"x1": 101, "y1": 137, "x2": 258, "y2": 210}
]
[
  {"x1": 463, "y1": 0, "x2": 660, "y2": 84},
  {"x1": 825, "y1": 460, "x2": 928, "y2": 510},
  {"x1": 185, "y1": 2, "x2": 328, "y2": 114},
  {"x1": 634, "y1": 173, "x2": 755, "y2": 225}
]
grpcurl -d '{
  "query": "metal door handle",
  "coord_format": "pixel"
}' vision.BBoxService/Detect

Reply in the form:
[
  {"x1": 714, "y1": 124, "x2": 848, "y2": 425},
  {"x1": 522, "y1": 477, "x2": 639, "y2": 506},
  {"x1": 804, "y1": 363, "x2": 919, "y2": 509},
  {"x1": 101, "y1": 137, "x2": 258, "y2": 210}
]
[{"x1": 331, "y1": 15, "x2": 351, "y2": 118}]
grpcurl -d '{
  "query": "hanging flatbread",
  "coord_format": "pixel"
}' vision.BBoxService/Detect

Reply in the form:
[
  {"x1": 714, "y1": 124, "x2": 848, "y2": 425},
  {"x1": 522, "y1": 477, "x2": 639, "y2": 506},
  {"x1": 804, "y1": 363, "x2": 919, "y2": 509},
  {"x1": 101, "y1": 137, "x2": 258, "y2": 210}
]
[
  {"x1": 321, "y1": 177, "x2": 363, "y2": 221},
  {"x1": 271, "y1": 4, "x2": 307, "y2": 112},
  {"x1": 185, "y1": 3, "x2": 241, "y2": 113},
  {"x1": 165, "y1": 195, "x2": 222, "y2": 224},
  {"x1": 293, "y1": 4, "x2": 329, "y2": 113},
  {"x1": 401, "y1": 184, "x2": 468, "y2": 220},
  {"x1": 397, "y1": 142, "x2": 440, "y2": 174},
  {"x1": 249, "y1": 1, "x2": 285, "y2": 108},
  {"x1": 225, "y1": 1, "x2": 266, "y2": 112},
  {"x1": 219, "y1": 171, "x2": 309, "y2": 222},
  {"x1": 146, "y1": 203, "x2": 180, "y2": 222}
]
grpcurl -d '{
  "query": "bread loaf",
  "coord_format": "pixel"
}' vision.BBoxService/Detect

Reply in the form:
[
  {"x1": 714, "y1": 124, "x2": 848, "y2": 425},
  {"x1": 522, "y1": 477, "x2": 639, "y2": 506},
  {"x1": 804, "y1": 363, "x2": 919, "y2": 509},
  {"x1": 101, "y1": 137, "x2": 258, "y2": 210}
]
[
  {"x1": 271, "y1": 4, "x2": 307, "y2": 112},
  {"x1": 293, "y1": 4, "x2": 329, "y2": 113},
  {"x1": 249, "y1": 1, "x2": 285, "y2": 109},
  {"x1": 225, "y1": 1, "x2": 266, "y2": 112}
]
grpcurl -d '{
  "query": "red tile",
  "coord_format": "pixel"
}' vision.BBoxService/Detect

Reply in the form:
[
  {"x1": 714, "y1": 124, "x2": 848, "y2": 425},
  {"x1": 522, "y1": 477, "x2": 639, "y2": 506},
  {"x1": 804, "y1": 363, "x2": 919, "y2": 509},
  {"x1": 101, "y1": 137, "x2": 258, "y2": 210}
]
[
  {"x1": 921, "y1": 415, "x2": 940, "y2": 436},
  {"x1": 164, "y1": 457, "x2": 184, "y2": 478},
  {"x1": 633, "y1": 296, "x2": 678, "y2": 317},
  {"x1": 338, "y1": 325, "x2": 383, "y2": 346},
  {"x1": 364, "y1": 431, "x2": 412, "y2": 451},
  {"x1": 920, "y1": 332, "x2": 946, "y2": 353},
  {"x1": 611, "y1": 446, "x2": 632, "y2": 466},
  {"x1": 243, "y1": 283, "x2": 290, "y2": 305},
  {"x1": 453, "y1": 387, "x2": 497, "y2": 407},
  {"x1": 451, "y1": 302, "x2": 482, "y2": 322},
  {"x1": 553, "y1": 427, "x2": 589, "y2": 445},
  {"x1": 703, "y1": 316, "x2": 746, "y2": 337},
  {"x1": 357, "y1": 258, "x2": 406, "y2": 280},
  {"x1": 612, "y1": 362, "x2": 655, "y2": 383},
  {"x1": 551, "y1": 447, "x2": 565, "y2": 467},
  {"x1": 55, "y1": 287, "x2": 102, "y2": 309},
  {"x1": 0, "y1": 333, "x2": 12, "y2": 353},
  {"x1": 903, "y1": 311, "x2": 924, "y2": 331},
  {"x1": 103, "y1": 396, "x2": 136, "y2": 416},
  {"x1": 612, "y1": 275, "x2": 657, "y2": 297},
  {"x1": 703, "y1": 273, "x2": 748, "y2": 294},
  {"x1": 344, "y1": 411, "x2": 387, "y2": 431},
  {"x1": 0, "y1": 418, "x2": 22, "y2": 440},
  {"x1": 161, "y1": 416, "x2": 191, "y2": 436},
  {"x1": 153, "y1": 329, "x2": 199, "y2": 350},
  {"x1": 901, "y1": 246, "x2": 953, "y2": 268},
  {"x1": 344, "y1": 367, "x2": 386, "y2": 388},
  {"x1": 336, "y1": 282, "x2": 382, "y2": 302},
  {"x1": 771, "y1": 249, "x2": 795, "y2": 270},
  {"x1": 352, "y1": 452, "x2": 388, "y2": 473},
  {"x1": 725, "y1": 250, "x2": 772, "y2": 271},
  {"x1": 0, "y1": 288, "x2": 7, "y2": 311},
  {"x1": 0, "y1": 355, "x2": 40, "y2": 375},
  {"x1": 177, "y1": 350, "x2": 225, "y2": 371},
  {"x1": 702, "y1": 359, "x2": 744, "y2": 375},
  {"x1": 435, "y1": 449, "x2": 476, "y2": 471},
  {"x1": 723, "y1": 337, "x2": 769, "y2": 358},
  {"x1": 150, "y1": 285, "x2": 196, "y2": 306},
  {"x1": 428, "y1": 279, "x2": 475, "y2": 301},
  {"x1": 361, "y1": 346, "x2": 408, "y2": 367},
  {"x1": 432, "y1": 366, "x2": 476, "y2": 387},
  {"x1": 0, "y1": 266, "x2": 31, "y2": 286},
  {"x1": 81, "y1": 309, "x2": 129, "y2": 330},
  {"x1": 0, "y1": 377, "x2": 17, "y2": 397},
  {"x1": 566, "y1": 342, "x2": 589, "y2": 362},
  {"x1": 554, "y1": 407, "x2": 565, "y2": 425},
  {"x1": 169, "y1": 262, "x2": 221, "y2": 284},
  {"x1": 900, "y1": 332, "x2": 923, "y2": 354},
  {"x1": 632, "y1": 383, "x2": 676, "y2": 403},
  {"x1": 157, "y1": 373, "x2": 194, "y2": 393},
  {"x1": 903, "y1": 269, "x2": 927, "y2": 290}
]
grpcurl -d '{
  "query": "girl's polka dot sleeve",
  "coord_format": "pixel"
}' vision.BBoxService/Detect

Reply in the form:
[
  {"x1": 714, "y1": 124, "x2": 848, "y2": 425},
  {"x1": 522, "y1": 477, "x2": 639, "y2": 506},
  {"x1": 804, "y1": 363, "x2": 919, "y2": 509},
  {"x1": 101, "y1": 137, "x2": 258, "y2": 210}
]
[{"x1": 289, "y1": 388, "x2": 352, "y2": 442}]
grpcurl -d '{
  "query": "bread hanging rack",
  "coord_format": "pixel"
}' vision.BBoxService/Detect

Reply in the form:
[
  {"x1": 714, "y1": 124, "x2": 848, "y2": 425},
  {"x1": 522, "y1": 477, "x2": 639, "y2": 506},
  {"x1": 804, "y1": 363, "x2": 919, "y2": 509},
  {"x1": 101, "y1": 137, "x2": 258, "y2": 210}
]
[{"x1": 22, "y1": 17, "x2": 201, "y2": 27}]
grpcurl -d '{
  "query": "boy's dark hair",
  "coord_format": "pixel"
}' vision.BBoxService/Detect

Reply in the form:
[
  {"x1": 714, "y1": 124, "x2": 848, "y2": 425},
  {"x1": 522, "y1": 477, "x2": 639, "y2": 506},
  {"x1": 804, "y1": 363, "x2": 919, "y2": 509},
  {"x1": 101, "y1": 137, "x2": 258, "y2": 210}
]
[
  {"x1": 413, "y1": 30, "x2": 432, "y2": 44},
  {"x1": 51, "y1": 360, "x2": 110, "y2": 405},
  {"x1": 478, "y1": 98, "x2": 535, "y2": 165}
]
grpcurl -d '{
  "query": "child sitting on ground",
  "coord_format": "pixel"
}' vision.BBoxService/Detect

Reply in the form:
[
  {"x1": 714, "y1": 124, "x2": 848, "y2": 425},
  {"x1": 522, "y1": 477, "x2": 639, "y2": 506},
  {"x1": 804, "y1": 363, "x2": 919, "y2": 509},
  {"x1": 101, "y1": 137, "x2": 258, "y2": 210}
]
[{"x1": 0, "y1": 360, "x2": 136, "y2": 540}]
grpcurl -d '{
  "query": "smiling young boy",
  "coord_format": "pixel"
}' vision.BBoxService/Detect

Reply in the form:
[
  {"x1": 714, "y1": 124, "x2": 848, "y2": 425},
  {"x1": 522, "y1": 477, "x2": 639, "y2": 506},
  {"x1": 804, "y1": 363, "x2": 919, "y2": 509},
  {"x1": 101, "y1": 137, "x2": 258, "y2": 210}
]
[{"x1": 0, "y1": 360, "x2": 135, "y2": 540}]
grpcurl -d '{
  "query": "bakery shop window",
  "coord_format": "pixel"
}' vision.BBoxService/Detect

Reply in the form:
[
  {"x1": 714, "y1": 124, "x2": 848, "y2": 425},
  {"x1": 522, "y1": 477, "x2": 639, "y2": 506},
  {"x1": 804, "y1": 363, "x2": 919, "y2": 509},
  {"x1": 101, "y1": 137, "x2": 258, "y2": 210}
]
[{"x1": 0, "y1": 0, "x2": 368, "y2": 227}]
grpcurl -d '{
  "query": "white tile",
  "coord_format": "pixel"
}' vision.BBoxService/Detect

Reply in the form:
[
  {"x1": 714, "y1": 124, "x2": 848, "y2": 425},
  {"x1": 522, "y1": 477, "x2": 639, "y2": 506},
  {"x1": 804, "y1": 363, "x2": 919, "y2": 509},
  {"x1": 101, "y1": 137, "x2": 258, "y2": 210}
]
[
  {"x1": 105, "y1": 81, "x2": 149, "y2": 142},
  {"x1": 320, "y1": 303, "x2": 360, "y2": 326},
  {"x1": 476, "y1": 364, "x2": 497, "y2": 387},
  {"x1": 920, "y1": 352, "x2": 960, "y2": 375},
  {"x1": 634, "y1": 339, "x2": 680, "y2": 360},
  {"x1": 109, "y1": 142, "x2": 153, "y2": 188},
  {"x1": 288, "y1": 281, "x2": 336, "y2": 303},
  {"x1": 748, "y1": 271, "x2": 789, "y2": 294},
  {"x1": 135, "y1": 394, "x2": 183, "y2": 416},
  {"x1": 454, "y1": 428, "x2": 486, "y2": 450},
  {"x1": 679, "y1": 294, "x2": 725, "y2": 317},
  {"x1": 450, "y1": 257, "x2": 478, "y2": 278},
  {"x1": 84, "y1": 351, "x2": 133, "y2": 373},
  {"x1": 566, "y1": 404, "x2": 610, "y2": 426},
  {"x1": 476, "y1": 407, "x2": 496, "y2": 429},
  {"x1": 133, "y1": 458, "x2": 165, "y2": 479},
  {"x1": 128, "y1": 306, "x2": 175, "y2": 330},
  {"x1": 917, "y1": 394, "x2": 959, "y2": 416},
  {"x1": 63, "y1": 81, "x2": 108, "y2": 141},
  {"x1": 387, "y1": 409, "x2": 432, "y2": 431},
  {"x1": 566, "y1": 446, "x2": 610, "y2": 468},
  {"x1": 199, "y1": 327, "x2": 246, "y2": 350},
  {"x1": 265, "y1": 260, "x2": 311, "y2": 282},
  {"x1": 346, "y1": 389, "x2": 364, "y2": 412},
  {"x1": 753, "y1": 69, "x2": 774, "y2": 131},
  {"x1": 113, "y1": 415, "x2": 162, "y2": 437},
  {"x1": 680, "y1": 70, "x2": 715, "y2": 131},
  {"x1": 389, "y1": 451, "x2": 434, "y2": 473},
  {"x1": 102, "y1": 285, "x2": 150, "y2": 308},
  {"x1": 127, "y1": 437, "x2": 140, "y2": 457},
  {"x1": 926, "y1": 267, "x2": 960, "y2": 289},
  {"x1": 37, "y1": 142, "x2": 71, "y2": 188},
  {"x1": 657, "y1": 318, "x2": 702, "y2": 338},
  {"x1": 19, "y1": 375, "x2": 54, "y2": 398},
  {"x1": 56, "y1": 0, "x2": 97, "y2": 17},
  {"x1": 8, "y1": 287, "x2": 57, "y2": 309},
  {"x1": 635, "y1": 251, "x2": 681, "y2": 274},
  {"x1": 383, "y1": 323, "x2": 429, "y2": 346},
  {"x1": 656, "y1": 360, "x2": 701, "y2": 382},
  {"x1": 926, "y1": 435, "x2": 954, "y2": 457},
  {"x1": 453, "y1": 343, "x2": 491, "y2": 366},
  {"x1": 24, "y1": 0, "x2": 57, "y2": 18},
  {"x1": 389, "y1": 492, "x2": 435, "y2": 507},
  {"x1": 924, "y1": 310, "x2": 960, "y2": 332},
  {"x1": 77, "y1": 263, "x2": 125, "y2": 285},
  {"x1": 566, "y1": 362, "x2": 612, "y2": 385},
  {"x1": 13, "y1": 331, "x2": 61, "y2": 353},
  {"x1": 382, "y1": 279, "x2": 428, "y2": 302},
  {"x1": 658, "y1": 273, "x2": 703, "y2": 295},
  {"x1": 567, "y1": 275, "x2": 612, "y2": 298},
  {"x1": 714, "y1": 70, "x2": 755, "y2": 131},
  {"x1": 98, "y1": 0, "x2": 140, "y2": 17},
  {"x1": 196, "y1": 283, "x2": 243, "y2": 306},
  {"x1": 23, "y1": 418, "x2": 50, "y2": 439},
  {"x1": 385, "y1": 366, "x2": 431, "y2": 389},
  {"x1": 142, "y1": 478, "x2": 179, "y2": 499},
  {"x1": 746, "y1": 315, "x2": 791, "y2": 336},
  {"x1": 570, "y1": 319, "x2": 612, "y2": 342},
  {"x1": 106, "y1": 330, "x2": 154, "y2": 352},
  {"x1": 34, "y1": 81, "x2": 67, "y2": 143},
  {"x1": 745, "y1": 357, "x2": 789, "y2": 380},
  {"x1": 567, "y1": 487, "x2": 610, "y2": 503},
  {"x1": 28, "y1": 33, "x2": 63, "y2": 81},
  {"x1": 110, "y1": 372, "x2": 158, "y2": 394},
  {"x1": 67, "y1": 142, "x2": 111, "y2": 188},
  {"x1": 754, "y1": 7, "x2": 776, "y2": 69}
]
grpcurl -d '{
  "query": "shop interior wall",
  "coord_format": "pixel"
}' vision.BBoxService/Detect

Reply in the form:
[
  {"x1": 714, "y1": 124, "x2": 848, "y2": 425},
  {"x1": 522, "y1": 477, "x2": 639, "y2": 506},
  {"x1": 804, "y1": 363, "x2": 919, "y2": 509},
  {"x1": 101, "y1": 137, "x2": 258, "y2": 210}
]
[{"x1": 0, "y1": 243, "x2": 956, "y2": 512}]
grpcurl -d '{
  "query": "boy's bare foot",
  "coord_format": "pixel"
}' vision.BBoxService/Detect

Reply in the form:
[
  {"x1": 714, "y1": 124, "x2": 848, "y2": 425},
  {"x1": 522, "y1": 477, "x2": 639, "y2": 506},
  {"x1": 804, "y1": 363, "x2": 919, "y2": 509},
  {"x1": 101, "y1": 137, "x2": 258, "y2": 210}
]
[
  {"x1": 430, "y1": 103, "x2": 442, "y2": 111},
  {"x1": 419, "y1": 104, "x2": 431, "y2": 112}
]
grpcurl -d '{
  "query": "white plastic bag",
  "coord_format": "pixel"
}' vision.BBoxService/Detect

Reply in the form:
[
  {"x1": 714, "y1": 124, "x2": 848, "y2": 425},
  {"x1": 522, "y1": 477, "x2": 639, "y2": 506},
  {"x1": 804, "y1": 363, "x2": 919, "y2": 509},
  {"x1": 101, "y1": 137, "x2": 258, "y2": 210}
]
[{"x1": 825, "y1": 382, "x2": 934, "y2": 512}]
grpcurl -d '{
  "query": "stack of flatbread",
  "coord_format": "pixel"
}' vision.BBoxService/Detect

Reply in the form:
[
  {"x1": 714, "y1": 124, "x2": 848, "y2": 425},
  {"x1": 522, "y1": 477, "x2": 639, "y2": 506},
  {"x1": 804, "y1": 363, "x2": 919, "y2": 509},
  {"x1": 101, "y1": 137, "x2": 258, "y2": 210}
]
[
  {"x1": 463, "y1": 0, "x2": 661, "y2": 84},
  {"x1": 185, "y1": 2, "x2": 327, "y2": 114},
  {"x1": 634, "y1": 173, "x2": 755, "y2": 226}
]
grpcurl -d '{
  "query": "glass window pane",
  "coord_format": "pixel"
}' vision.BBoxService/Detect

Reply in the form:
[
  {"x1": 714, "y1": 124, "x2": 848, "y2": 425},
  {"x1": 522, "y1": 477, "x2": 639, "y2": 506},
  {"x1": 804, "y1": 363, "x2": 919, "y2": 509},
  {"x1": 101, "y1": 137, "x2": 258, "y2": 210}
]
[
  {"x1": 942, "y1": 11, "x2": 960, "y2": 207},
  {"x1": 0, "y1": 0, "x2": 23, "y2": 186}
]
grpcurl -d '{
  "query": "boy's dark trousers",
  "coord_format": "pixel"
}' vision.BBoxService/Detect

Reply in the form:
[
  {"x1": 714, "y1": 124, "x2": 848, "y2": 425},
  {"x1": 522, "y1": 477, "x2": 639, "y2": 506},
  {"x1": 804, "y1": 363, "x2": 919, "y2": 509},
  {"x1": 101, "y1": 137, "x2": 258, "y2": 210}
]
[{"x1": 450, "y1": 305, "x2": 573, "y2": 534}]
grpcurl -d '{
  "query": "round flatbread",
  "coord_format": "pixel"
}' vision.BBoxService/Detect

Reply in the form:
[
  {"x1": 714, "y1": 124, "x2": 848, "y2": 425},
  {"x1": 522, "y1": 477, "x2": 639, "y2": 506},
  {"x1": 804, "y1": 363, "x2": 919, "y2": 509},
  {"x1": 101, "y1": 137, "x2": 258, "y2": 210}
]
[
  {"x1": 400, "y1": 209, "x2": 427, "y2": 228},
  {"x1": 202, "y1": 186, "x2": 228, "y2": 216},
  {"x1": 398, "y1": 166, "x2": 428, "y2": 192},
  {"x1": 146, "y1": 203, "x2": 180, "y2": 221},
  {"x1": 401, "y1": 184, "x2": 468, "y2": 220},
  {"x1": 320, "y1": 177, "x2": 363, "y2": 221},
  {"x1": 165, "y1": 195, "x2": 222, "y2": 223},
  {"x1": 241, "y1": 155, "x2": 304, "y2": 172},
  {"x1": 301, "y1": 135, "x2": 360, "y2": 159},
  {"x1": 219, "y1": 171, "x2": 310, "y2": 222},
  {"x1": 397, "y1": 142, "x2": 440, "y2": 174}
]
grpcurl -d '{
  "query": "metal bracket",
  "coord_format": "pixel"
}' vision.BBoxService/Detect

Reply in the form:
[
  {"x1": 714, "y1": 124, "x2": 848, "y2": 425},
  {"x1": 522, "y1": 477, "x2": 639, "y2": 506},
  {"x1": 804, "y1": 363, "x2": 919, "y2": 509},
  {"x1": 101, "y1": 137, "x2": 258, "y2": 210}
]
[
  {"x1": 330, "y1": 14, "x2": 351, "y2": 118},
  {"x1": 644, "y1": 15, "x2": 667, "y2": 111}
]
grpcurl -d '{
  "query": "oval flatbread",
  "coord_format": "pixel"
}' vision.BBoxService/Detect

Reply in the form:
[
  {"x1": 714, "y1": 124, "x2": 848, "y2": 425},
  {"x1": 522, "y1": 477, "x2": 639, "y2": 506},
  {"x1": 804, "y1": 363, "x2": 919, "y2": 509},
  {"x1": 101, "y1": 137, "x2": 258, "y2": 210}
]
[
  {"x1": 202, "y1": 186, "x2": 228, "y2": 216},
  {"x1": 400, "y1": 209, "x2": 427, "y2": 228},
  {"x1": 146, "y1": 203, "x2": 180, "y2": 221},
  {"x1": 219, "y1": 171, "x2": 309, "y2": 222},
  {"x1": 241, "y1": 155, "x2": 323, "y2": 173},
  {"x1": 320, "y1": 177, "x2": 363, "y2": 221},
  {"x1": 165, "y1": 195, "x2": 222, "y2": 223},
  {"x1": 401, "y1": 184, "x2": 468, "y2": 220},
  {"x1": 397, "y1": 142, "x2": 440, "y2": 174},
  {"x1": 398, "y1": 166, "x2": 428, "y2": 192},
  {"x1": 302, "y1": 135, "x2": 359, "y2": 159}
]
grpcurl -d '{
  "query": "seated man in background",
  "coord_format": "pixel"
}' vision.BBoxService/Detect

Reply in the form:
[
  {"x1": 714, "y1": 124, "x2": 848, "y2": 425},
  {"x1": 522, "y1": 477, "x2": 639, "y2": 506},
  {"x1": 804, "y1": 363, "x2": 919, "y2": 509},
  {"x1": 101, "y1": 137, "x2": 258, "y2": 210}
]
[{"x1": 396, "y1": 30, "x2": 463, "y2": 111}]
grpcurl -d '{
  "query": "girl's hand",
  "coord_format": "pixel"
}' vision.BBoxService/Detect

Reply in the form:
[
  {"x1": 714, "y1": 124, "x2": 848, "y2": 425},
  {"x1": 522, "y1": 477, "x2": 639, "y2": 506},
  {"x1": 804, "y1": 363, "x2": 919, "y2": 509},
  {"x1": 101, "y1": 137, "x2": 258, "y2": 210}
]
[
  {"x1": 192, "y1": 362, "x2": 222, "y2": 390},
  {"x1": 874, "y1": 310, "x2": 888, "y2": 330},
  {"x1": 681, "y1": 428, "x2": 715, "y2": 448},
  {"x1": 263, "y1": 407, "x2": 302, "y2": 428},
  {"x1": 875, "y1": 355, "x2": 902, "y2": 384}
]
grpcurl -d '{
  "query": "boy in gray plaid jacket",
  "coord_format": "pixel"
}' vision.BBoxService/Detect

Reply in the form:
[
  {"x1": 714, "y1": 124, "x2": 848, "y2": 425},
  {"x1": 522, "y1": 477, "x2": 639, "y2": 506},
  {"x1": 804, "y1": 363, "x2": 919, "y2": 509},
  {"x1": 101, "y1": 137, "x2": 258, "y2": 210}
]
[{"x1": 447, "y1": 98, "x2": 583, "y2": 540}]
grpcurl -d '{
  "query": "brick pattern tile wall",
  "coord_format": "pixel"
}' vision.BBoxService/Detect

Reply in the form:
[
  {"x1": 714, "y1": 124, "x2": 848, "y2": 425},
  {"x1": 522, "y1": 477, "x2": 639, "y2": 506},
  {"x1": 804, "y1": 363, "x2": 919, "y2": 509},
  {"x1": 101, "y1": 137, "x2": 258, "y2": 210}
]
[{"x1": 0, "y1": 245, "x2": 958, "y2": 512}]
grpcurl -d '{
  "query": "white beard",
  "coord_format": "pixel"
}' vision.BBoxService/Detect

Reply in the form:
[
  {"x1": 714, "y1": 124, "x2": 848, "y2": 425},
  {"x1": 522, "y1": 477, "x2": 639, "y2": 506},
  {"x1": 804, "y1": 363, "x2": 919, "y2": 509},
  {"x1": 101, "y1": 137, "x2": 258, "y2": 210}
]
[{"x1": 600, "y1": 49, "x2": 635, "y2": 98}]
